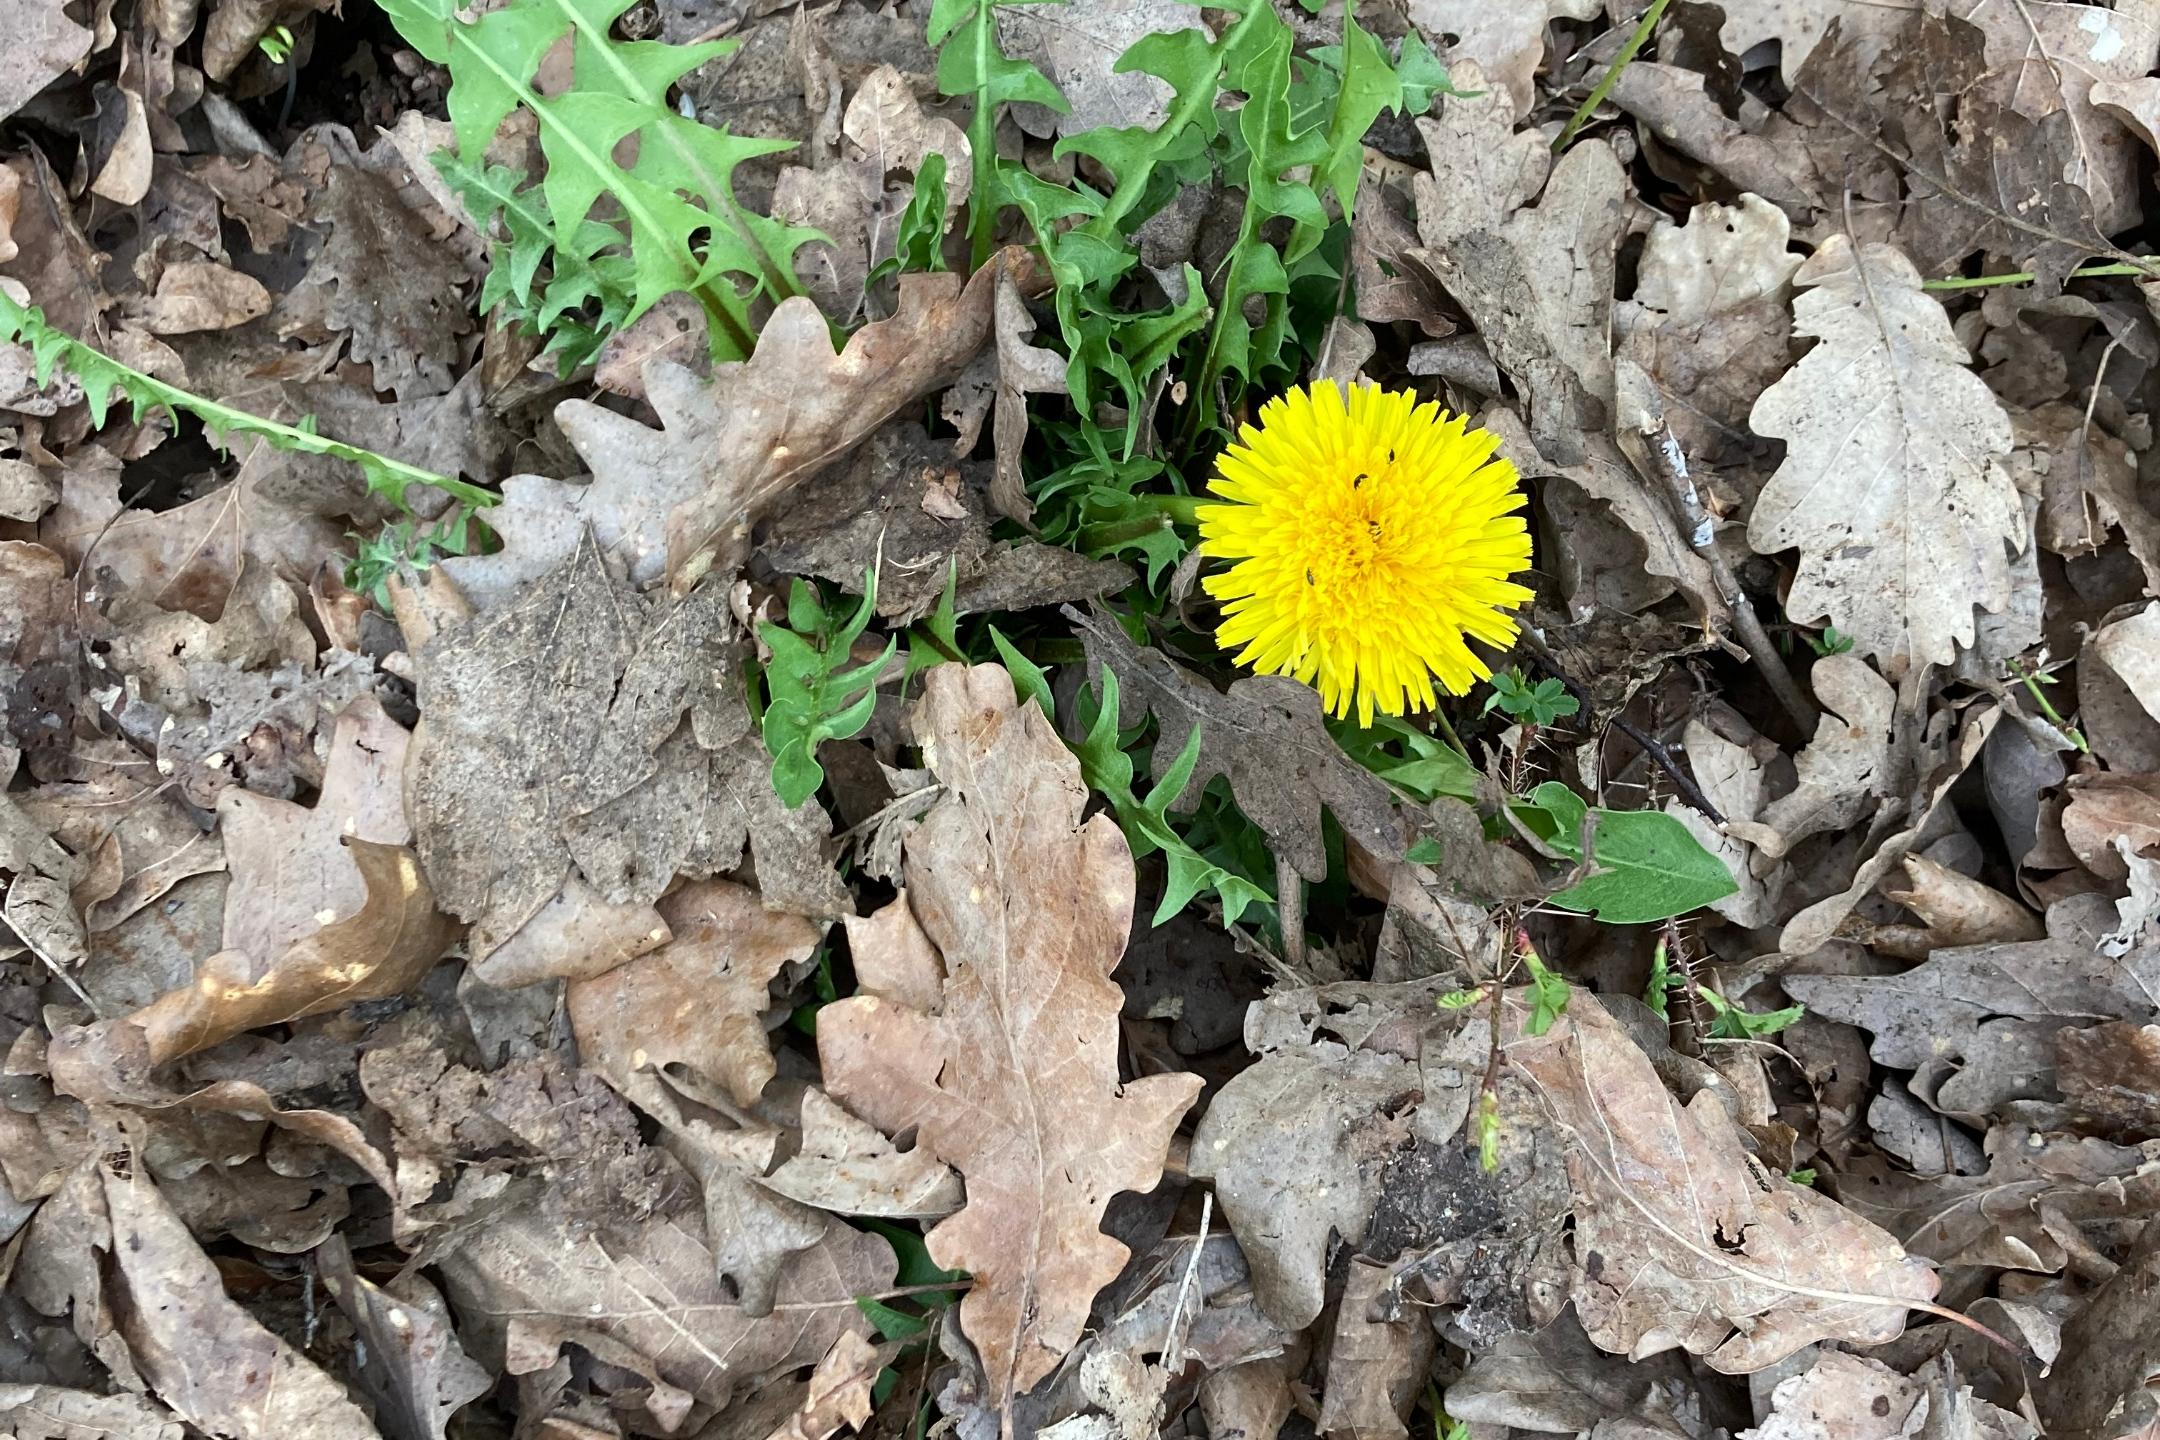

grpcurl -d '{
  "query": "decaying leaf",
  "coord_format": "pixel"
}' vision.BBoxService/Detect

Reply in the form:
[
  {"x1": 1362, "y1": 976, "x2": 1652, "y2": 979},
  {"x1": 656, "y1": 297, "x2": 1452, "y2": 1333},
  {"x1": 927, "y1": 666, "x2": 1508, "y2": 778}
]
[
  {"x1": 318, "y1": 1234, "x2": 492, "y2": 1440},
  {"x1": 1747, "y1": 236, "x2": 2022, "y2": 667},
  {"x1": 816, "y1": 664, "x2": 1203, "y2": 1408},
  {"x1": 567, "y1": 878, "x2": 819, "y2": 1111},
  {"x1": 762, "y1": 1085, "x2": 963, "y2": 1218},
  {"x1": 1509, "y1": 992, "x2": 1939, "y2": 1372},
  {"x1": 1074, "y1": 607, "x2": 1402, "y2": 883}
]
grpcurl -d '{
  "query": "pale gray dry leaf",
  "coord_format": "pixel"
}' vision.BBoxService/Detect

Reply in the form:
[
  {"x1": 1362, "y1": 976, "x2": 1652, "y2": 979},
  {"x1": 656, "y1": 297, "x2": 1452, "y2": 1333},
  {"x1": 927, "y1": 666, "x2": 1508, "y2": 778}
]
[
  {"x1": 1716, "y1": 0, "x2": 1918, "y2": 81},
  {"x1": 2035, "y1": 1211, "x2": 2160, "y2": 1439},
  {"x1": 0, "y1": 0, "x2": 93, "y2": 124},
  {"x1": 2092, "y1": 603, "x2": 2160, "y2": 730},
  {"x1": 1508, "y1": 992, "x2": 1939, "y2": 1373},
  {"x1": 1745, "y1": 654, "x2": 1895, "y2": 858},
  {"x1": 1444, "y1": 1310, "x2": 1707, "y2": 1435},
  {"x1": 1667, "y1": 717, "x2": 1782, "y2": 929},
  {"x1": 0, "y1": 1385, "x2": 184, "y2": 1440},
  {"x1": 127, "y1": 260, "x2": 272, "y2": 335},
  {"x1": 1406, "y1": 0, "x2": 1602, "y2": 117},
  {"x1": 1746, "y1": 236, "x2": 2022, "y2": 668},
  {"x1": 317, "y1": 1236, "x2": 491, "y2": 1440},
  {"x1": 98, "y1": 1158, "x2": 384, "y2": 1440},
  {"x1": 1408, "y1": 66, "x2": 1550, "y2": 256},
  {"x1": 1743, "y1": 1351, "x2": 1930, "y2": 1440},
  {"x1": 282, "y1": 167, "x2": 471, "y2": 398},
  {"x1": 998, "y1": 0, "x2": 1194, "y2": 136},
  {"x1": 1606, "y1": 64, "x2": 1825, "y2": 217},
  {"x1": 2018, "y1": 401, "x2": 2160, "y2": 592},
  {"x1": 1784, "y1": 896, "x2": 2160, "y2": 1122},
  {"x1": 1618, "y1": 194, "x2": 1799, "y2": 467},
  {"x1": 439, "y1": 1204, "x2": 894, "y2": 1421},
  {"x1": 815, "y1": 664, "x2": 1202, "y2": 1409},
  {"x1": 1187, "y1": 1044, "x2": 1421, "y2": 1330},
  {"x1": 1073, "y1": 606, "x2": 1402, "y2": 883},
  {"x1": 1417, "y1": 137, "x2": 1625, "y2": 462},
  {"x1": 762, "y1": 1085, "x2": 963, "y2": 1219}
]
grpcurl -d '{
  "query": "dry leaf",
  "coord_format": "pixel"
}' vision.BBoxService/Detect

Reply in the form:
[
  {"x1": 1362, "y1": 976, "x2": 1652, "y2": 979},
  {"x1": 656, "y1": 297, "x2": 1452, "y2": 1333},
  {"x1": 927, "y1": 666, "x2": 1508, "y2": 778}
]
[
  {"x1": 97, "y1": 1157, "x2": 384, "y2": 1440},
  {"x1": 765, "y1": 1332, "x2": 881, "y2": 1440},
  {"x1": 2062, "y1": 772, "x2": 2160, "y2": 879},
  {"x1": 1745, "y1": 653, "x2": 1894, "y2": 857},
  {"x1": 1718, "y1": 0, "x2": 1917, "y2": 81},
  {"x1": 1784, "y1": 899, "x2": 2160, "y2": 1121},
  {"x1": 567, "y1": 878, "x2": 818, "y2": 1111},
  {"x1": 1074, "y1": 606, "x2": 1403, "y2": 881},
  {"x1": 763, "y1": 1085, "x2": 963, "y2": 1218},
  {"x1": 0, "y1": 0, "x2": 94, "y2": 124},
  {"x1": 998, "y1": 0, "x2": 1194, "y2": 136},
  {"x1": 50, "y1": 839, "x2": 458, "y2": 1096},
  {"x1": 816, "y1": 664, "x2": 1203, "y2": 1408},
  {"x1": 437, "y1": 1201, "x2": 894, "y2": 1417},
  {"x1": 1315, "y1": 1260, "x2": 1434, "y2": 1440},
  {"x1": 317, "y1": 1234, "x2": 492, "y2": 1440},
  {"x1": 1406, "y1": 0, "x2": 1603, "y2": 117},
  {"x1": 1746, "y1": 236, "x2": 2022, "y2": 667},
  {"x1": 662, "y1": 250, "x2": 1044, "y2": 594},
  {"x1": 1509, "y1": 992, "x2": 1939, "y2": 1372},
  {"x1": 129, "y1": 260, "x2": 272, "y2": 335},
  {"x1": 989, "y1": 268, "x2": 1065, "y2": 524},
  {"x1": 0, "y1": 1385, "x2": 184, "y2": 1440}
]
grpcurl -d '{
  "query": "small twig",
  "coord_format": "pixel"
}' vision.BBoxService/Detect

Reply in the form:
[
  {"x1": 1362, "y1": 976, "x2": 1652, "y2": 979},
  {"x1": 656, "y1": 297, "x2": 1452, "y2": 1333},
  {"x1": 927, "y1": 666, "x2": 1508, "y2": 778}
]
[
  {"x1": 1160, "y1": 1190, "x2": 1212, "y2": 1367},
  {"x1": 1515, "y1": 627, "x2": 1726, "y2": 826},
  {"x1": 1637, "y1": 420, "x2": 1819, "y2": 733},
  {"x1": 1274, "y1": 851, "x2": 1306, "y2": 972}
]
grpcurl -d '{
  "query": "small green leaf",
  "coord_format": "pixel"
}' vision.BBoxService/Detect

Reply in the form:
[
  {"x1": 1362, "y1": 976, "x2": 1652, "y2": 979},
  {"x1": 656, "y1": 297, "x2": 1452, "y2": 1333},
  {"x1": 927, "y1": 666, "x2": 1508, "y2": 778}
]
[
  {"x1": 1476, "y1": 1089, "x2": 1501, "y2": 1173},
  {"x1": 1517, "y1": 781, "x2": 1740, "y2": 924},
  {"x1": 1436, "y1": 986, "x2": 1483, "y2": 1010},
  {"x1": 760, "y1": 567, "x2": 894, "y2": 808},
  {"x1": 1404, "y1": 836, "x2": 1445, "y2": 865},
  {"x1": 1520, "y1": 947, "x2": 1571, "y2": 1037},
  {"x1": 1697, "y1": 985, "x2": 1806, "y2": 1040}
]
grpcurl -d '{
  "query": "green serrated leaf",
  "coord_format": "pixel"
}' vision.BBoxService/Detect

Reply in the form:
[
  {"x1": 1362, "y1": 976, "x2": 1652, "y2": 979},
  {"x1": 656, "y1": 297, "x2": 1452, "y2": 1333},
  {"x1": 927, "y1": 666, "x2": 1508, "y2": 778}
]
[
  {"x1": 0, "y1": 291, "x2": 496, "y2": 513},
  {"x1": 760, "y1": 568, "x2": 894, "y2": 808}
]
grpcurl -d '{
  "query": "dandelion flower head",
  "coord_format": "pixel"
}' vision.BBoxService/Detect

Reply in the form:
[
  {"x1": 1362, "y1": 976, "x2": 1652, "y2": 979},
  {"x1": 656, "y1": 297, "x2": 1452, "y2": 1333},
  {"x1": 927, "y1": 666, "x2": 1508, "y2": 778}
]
[{"x1": 1197, "y1": 382, "x2": 1534, "y2": 726}]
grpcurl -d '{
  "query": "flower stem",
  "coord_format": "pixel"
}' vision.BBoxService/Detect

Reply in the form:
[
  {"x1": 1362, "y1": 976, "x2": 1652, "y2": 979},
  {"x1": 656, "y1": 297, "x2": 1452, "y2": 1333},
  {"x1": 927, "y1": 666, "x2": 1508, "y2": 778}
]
[
  {"x1": 1142, "y1": 492, "x2": 1207, "y2": 526},
  {"x1": 1554, "y1": 0, "x2": 1671, "y2": 153}
]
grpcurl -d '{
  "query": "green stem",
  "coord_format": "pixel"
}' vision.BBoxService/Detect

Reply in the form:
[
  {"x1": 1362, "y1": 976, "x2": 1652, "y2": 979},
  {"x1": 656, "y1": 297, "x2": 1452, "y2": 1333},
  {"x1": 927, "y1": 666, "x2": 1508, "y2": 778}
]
[
  {"x1": 543, "y1": 0, "x2": 804, "y2": 307},
  {"x1": 1183, "y1": 203, "x2": 1262, "y2": 445},
  {"x1": 0, "y1": 293, "x2": 496, "y2": 511},
  {"x1": 965, "y1": 3, "x2": 1001, "y2": 270},
  {"x1": 1921, "y1": 261, "x2": 2151, "y2": 290},
  {"x1": 440, "y1": 15, "x2": 759, "y2": 355},
  {"x1": 1554, "y1": 0, "x2": 1671, "y2": 152}
]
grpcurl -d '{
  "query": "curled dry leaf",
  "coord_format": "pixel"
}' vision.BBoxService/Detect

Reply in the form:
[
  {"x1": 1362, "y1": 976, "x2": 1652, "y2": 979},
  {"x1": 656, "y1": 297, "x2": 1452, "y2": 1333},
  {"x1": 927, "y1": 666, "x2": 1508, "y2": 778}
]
[
  {"x1": 1746, "y1": 240, "x2": 2022, "y2": 669},
  {"x1": 762, "y1": 1086, "x2": 963, "y2": 1219},
  {"x1": 816, "y1": 664, "x2": 1203, "y2": 1409},
  {"x1": 1508, "y1": 991, "x2": 1939, "y2": 1372},
  {"x1": 50, "y1": 839, "x2": 458, "y2": 1098},
  {"x1": 665, "y1": 249, "x2": 1045, "y2": 593}
]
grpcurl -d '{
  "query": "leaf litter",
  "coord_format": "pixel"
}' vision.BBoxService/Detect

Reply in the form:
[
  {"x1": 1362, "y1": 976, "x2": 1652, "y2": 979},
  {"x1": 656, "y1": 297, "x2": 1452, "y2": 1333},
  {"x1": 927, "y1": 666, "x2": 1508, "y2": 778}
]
[{"x1": 6, "y1": 3, "x2": 2160, "y2": 1439}]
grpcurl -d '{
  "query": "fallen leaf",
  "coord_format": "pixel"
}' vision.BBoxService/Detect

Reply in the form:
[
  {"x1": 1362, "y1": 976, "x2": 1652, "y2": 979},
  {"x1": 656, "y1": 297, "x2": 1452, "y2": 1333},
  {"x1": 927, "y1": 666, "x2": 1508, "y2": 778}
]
[
  {"x1": 998, "y1": 0, "x2": 1193, "y2": 136},
  {"x1": 97, "y1": 1155, "x2": 384, "y2": 1440},
  {"x1": 1406, "y1": 0, "x2": 1603, "y2": 117},
  {"x1": 765, "y1": 1332, "x2": 881, "y2": 1440},
  {"x1": 437, "y1": 1200, "x2": 894, "y2": 1416},
  {"x1": 567, "y1": 878, "x2": 819, "y2": 1111},
  {"x1": 1074, "y1": 606, "x2": 1403, "y2": 883},
  {"x1": 2056, "y1": 1021, "x2": 2160, "y2": 1138},
  {"x1": 1743, "y1": 1351, "x2": 1930, "y2": 1440},
  {"x1": 1606, "y1": 63, "x2": 1826, "y2": 217},
  {"x1": 661, "y1": 250, "x2": 1044, "y2": 594},
  {"x1": 762, "y1": 1085, "x2": 963, "y2": 1218},
  {"x1": 1509, "y1": 991, "x2": 1939, "y2": 1372},
  {"x1": 1717, "y1": 0, "x2": 1917, "y2": 81},
  {"x1": 988, "y1": 268, "x2": 1065, "y2": 524},
  {"x1": 281, "y1": 166, "x2": 473, "y2": 398},
  {"x1": 2062, "y1": 772, "x2": 2160, "y2": 879},
  {"x1": 1743, "y1": 654, "x2": 1895, "y2": 857},
  {"x1": 0, "y1": 0, "x2": 94, "y2": 125},
  {"x1": 49, "y1": 839, "x2": 458, "y2": 1092},
  {"x1": 0, "y1": 1385, "x2": 184, "y2": 1440},
  {"x1": 1783, "y1": 898, "x2": 2160, "y2": 1120},
  {"x1": 1746, "y1": 236, "x2": 2022, "y2": 667},
  {"x1": 317, "y1": 1235, "x2": 492, "y2": 1440},
  {"x1": 128, "y1": 260, "x2": 272, "y2": 335},
  {"x1": 816, "y1": 663, "x2": 1203, "y2": 1408},
  {"x1": 1315, "y1": 1259, "x2": 1434, "y2": 1440},
  {"x1": 1884, "y1": 853, "x2": 2045, "y2": 948},
  {"x1": 1445, "y1": 1313, "x2": 1707, "y2": 1435}
]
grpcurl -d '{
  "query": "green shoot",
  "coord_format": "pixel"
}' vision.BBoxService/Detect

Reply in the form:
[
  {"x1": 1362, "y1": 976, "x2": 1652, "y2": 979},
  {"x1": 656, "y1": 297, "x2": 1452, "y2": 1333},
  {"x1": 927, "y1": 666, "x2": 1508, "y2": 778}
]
[
  {"x1": 0, "y1": 291, "x2": 496, "y2": 512},
  {"x1": 2008, "y1": 656, "x2": 2089, "y2": 753},
  {"x1": 1554, "y1": 0, "x2": 1671, "y2": 152},
  {"x1": 1518, "y1": 933, "x2": 1571, "y2": 1038},
  {"x1": 760, "y1": 568, "x2": 897, "y2": 808},
  {"x1": 259, "y1": 23, "x2": 295, "y2": 63},
  {"x1": 868, "y1": 152, "x2": 953, "y2": 287},
  {"x1": 347, "y1": 509, "x2": 478, "y2": 609},
  {"x1": 1483, "y1": 667, "x2": 1579, "y2": 727},
  {"x1": 1696, "y1": 985, "x2": 1805, "y2": 1041},
  {"x1": 1808, "y1": 626, "x2": 1855, "y2": 656}
]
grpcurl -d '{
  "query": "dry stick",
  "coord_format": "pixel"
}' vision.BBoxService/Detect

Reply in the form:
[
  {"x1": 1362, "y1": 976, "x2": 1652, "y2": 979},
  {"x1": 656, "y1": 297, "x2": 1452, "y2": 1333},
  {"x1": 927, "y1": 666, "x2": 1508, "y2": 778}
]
[
  {"x1": 1275, "y1": 852, "x2": 1307, "y2": 972},
  {"x1": 1514, "y1": 625, "x2": 1727, "y2": 826},
  {"x1": 1639, "y1": 421, "x2": 1820, "y2": 733}
]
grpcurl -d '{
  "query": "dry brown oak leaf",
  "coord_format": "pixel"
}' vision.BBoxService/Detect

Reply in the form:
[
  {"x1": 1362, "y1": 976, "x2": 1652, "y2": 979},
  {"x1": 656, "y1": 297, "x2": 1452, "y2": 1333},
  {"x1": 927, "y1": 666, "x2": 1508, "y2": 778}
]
[
  {"x1": 1507, "y1": 990, "x2": 1940, "y2": 1372},
  {"x1": 816, "y1": 663, "x2": 1204, "y2": 1411}
]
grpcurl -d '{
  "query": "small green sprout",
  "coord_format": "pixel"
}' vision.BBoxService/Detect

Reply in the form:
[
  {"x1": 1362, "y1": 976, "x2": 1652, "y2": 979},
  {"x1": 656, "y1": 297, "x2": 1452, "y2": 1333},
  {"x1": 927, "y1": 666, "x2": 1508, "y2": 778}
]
[
  {"x1": 1483, "y1": 667, "x2": 1580, "y2": 727},
  {"x1": 259, "y1": 24, "x2": 295, "y2": 63}
]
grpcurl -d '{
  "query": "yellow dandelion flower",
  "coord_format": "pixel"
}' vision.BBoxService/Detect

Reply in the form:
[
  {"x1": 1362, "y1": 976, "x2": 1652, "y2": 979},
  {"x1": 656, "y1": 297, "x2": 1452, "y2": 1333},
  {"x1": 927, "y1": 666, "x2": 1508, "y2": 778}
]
[{"x1": 1197, "y1": 381, "x2": 1534, "y2": 727}]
